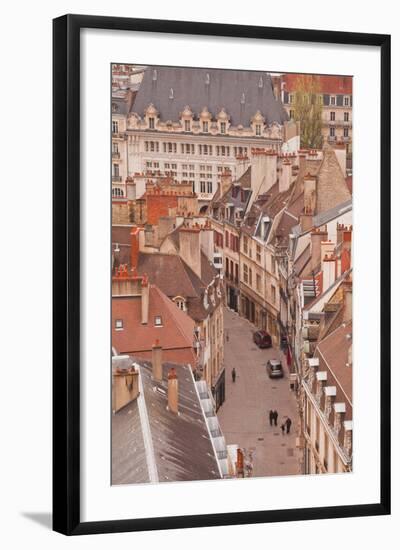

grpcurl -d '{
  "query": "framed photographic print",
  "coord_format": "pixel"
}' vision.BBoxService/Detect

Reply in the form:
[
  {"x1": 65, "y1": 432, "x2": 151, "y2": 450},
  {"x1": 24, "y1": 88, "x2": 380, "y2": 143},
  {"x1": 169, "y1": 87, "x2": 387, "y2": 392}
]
[{"x1": 53, "y1": 14, "x2": 391, "y2": 535}]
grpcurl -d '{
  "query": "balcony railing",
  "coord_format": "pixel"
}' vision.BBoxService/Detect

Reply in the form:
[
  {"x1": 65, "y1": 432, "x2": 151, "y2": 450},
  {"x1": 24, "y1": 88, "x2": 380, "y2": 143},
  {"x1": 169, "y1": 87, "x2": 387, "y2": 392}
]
[
  {"x1": 112, "y1": 175, "x2": 122, "y2": 182},
  {"x1": 112, "y1": 151, "x2": 120, "y2": 159}
]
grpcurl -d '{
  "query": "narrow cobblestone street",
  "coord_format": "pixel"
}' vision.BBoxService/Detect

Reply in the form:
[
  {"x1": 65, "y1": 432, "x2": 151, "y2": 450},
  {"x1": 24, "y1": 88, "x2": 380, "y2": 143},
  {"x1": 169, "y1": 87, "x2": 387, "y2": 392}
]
[{"x1": 218, "y1": 308, "x2": 302, "y2": 478}]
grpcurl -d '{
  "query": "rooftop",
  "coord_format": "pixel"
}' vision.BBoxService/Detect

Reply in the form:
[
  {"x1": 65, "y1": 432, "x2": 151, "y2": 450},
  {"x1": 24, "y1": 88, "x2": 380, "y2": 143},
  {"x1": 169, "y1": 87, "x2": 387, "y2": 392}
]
[
  {"x1": 132, "y1": 66, "x2": 289, "y2": 126},
  {"x1": 112, "y1": 359, "x2": 222, "y2": 485}
]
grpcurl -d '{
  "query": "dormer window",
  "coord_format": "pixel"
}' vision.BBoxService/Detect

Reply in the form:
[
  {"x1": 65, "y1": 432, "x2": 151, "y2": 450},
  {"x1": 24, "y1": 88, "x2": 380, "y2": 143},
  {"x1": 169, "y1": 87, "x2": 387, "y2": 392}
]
[
  {"x1": 184, "y1": 119, "x2": 191, "y2": 132},
  {"x1": 220, "y1": 122, "x2": 226, "y2": 134},
  {"x1": 154, "y1": 316, "x2": 163, "y2": 326},
  {"x1": 115, "y1": 319, "x2": 123, "y2": 330},
  {"x1": 149, "y1": 117, "x2": 155, "y2": 129},
  {"x1": 255, "y1": 124, "x2": 262, "y2": 136},
  {"x1": 202, "y1": 121, "x2": 209, "y2": 133},
  {"x1": 173, "y1": 296, "x2": 186, "y2": 311}
]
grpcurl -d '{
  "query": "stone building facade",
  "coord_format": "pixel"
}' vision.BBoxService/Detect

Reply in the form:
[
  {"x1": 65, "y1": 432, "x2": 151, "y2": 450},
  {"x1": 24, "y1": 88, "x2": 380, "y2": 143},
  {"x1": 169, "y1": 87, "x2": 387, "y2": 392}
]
[{"x1": 114, "y1": 66, "x2": 299, "y2": 206}]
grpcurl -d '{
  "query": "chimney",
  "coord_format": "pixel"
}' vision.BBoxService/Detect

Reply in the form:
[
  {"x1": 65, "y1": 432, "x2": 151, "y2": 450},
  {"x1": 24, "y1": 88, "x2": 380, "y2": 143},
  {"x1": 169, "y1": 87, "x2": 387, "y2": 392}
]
[
  {"x1": 179, "y1": 226, "x2": 202, "y2": 279},
  {"x1": 220, "y1": 168, "x2": 233, "y2": 196},
  {"x1": 167, "y1": 367, "x2": 179, "y2": 414},
  {"x1": 152, "y1": 339, "x2": 162, "y2": 382},
  {"x1": 342, "y1": 226, "x2": 352, "y2": 251},
  {"x1": 343, "y1": 279, "x2": 352, "y2": 321},
  {"x1": 279, "y1": 159, "x2": 292, "y2": 192},
  {"x1": 144, "y1": 224, "x2": 155, "y2": 247},
  {"x1": 158, "y1": 216, "x2": 175, "y2": 244},
  {"x1": 310, "y1": 228, "x2": 328, "y2": 273},
  {"x1": 298, "y1": 150, "x2": 307, "y2": 173},
  {"x1": 112, "y1": 356, "x2": 139, "y2": 413},
  {"x1": 322, "y1": 253, "x2": 336, "y2": 292},
  {"x1": 141, "y1": 275, "x2": 149, "y2": 324},
  {"x1": 250, "y1": 149, "x2": 277, "y2": 197},
  {"x1": 304, "y1": 174, "x2": 317, "y2": 215},
  {"x1": 236, "y1": 155, "x2": 250, "y2": 180},
  {"x1": 130, "y1": 227, "x2": 141, "y2": 269},
  {"x1": 300, "y1": 208, "x2": 313, "y2": 232},
  {"x1": 320, "y1": 240, "x2": 335, "y2": 259}
]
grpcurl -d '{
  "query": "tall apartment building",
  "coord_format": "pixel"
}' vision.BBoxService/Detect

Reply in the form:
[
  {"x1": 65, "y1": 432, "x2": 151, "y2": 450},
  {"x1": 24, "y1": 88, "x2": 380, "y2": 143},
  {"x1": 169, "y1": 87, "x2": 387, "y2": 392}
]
[
  {"x1": 274, "y1": 74, "x2": 353, "y2": 172},
  {"x1": 116, "y1": 66, "x2": 299, "y2": 207}
]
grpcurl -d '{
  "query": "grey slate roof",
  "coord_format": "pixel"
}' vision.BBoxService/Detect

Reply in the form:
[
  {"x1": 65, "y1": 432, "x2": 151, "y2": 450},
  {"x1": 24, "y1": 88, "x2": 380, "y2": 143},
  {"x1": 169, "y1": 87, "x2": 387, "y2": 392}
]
[
  {"x1": 132, "y1": 66, "x2": 289, "y2": 126},
  {"x1": 112, "y1": 359, "x2": 221, "y2": 484}
]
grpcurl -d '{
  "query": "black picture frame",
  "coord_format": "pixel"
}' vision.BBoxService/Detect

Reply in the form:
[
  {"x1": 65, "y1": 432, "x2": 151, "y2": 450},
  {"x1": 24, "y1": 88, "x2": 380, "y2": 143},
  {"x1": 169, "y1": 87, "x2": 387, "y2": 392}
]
[{"x1": 53, "y1": 14, "x2": 391, "y2": 536}]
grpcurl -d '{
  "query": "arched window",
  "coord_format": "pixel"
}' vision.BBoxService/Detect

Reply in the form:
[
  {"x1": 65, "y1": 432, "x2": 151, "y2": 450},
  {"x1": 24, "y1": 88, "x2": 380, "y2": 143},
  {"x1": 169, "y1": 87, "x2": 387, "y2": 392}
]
[
  {"x1": 112, "y1": 187, "x2": 124, "y2": 197},
  {"x1": 173, "y1": 296, "x2": 186, "y2": 311}
]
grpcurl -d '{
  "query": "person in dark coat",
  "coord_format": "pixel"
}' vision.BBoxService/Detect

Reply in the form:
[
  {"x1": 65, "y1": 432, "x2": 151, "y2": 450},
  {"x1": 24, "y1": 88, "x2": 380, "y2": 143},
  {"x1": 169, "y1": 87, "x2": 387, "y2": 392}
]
[
  {"x1": 231, "y1": 367, "x2": 236, "y2": 383},
  {"x1": 269, "y1": 410, "x2": 274, "y2": 426},
  {"x1": 285, "y1": 417, "x2": 292, "y2": 434},
  {"x1": 281, "y1": 423, "x2": 285, "y2": 435},
  {"x1": 273, "y1": 410, "x2": 278, "y2": 426}
]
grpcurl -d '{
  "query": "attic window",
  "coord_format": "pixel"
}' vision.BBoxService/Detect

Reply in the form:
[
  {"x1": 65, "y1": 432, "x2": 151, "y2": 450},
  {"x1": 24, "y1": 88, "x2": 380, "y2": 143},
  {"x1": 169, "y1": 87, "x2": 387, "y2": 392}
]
[
  {"x1": 115, "y1": 319, "x2": 123, "y2": 331},
  {"x1": 154, "y1": 316, "x2": 163, "y2": 326}
]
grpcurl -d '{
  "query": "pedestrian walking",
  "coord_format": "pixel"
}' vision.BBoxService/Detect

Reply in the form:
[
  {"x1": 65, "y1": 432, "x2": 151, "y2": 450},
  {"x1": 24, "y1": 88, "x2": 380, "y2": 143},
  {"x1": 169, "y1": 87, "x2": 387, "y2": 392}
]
[
  {"x1": 269, "y1": 410, "x2": 274, "y2": 427},
  {"x1": 281, "y1": 423, "x2": 285, "y2": 435},
  {"x1": 226, "y1": 330, "x2": 230, "y2": 343},
  {"x1": 285, "y1": 417, "x2": 292, "y2": 434},
  {"x1": 273, "y1": 410, "x2": 278, "y2": 426},
  {"x1": 231, "y1": 367, "x2": 236, "y2": 383}
]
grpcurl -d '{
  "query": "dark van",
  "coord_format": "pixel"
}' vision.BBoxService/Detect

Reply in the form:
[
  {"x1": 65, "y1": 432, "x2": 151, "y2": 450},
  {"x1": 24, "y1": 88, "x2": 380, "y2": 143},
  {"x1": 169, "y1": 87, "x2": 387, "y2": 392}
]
[{"x1": 253, "y1": 330, "x2": 272, "y2": 349}]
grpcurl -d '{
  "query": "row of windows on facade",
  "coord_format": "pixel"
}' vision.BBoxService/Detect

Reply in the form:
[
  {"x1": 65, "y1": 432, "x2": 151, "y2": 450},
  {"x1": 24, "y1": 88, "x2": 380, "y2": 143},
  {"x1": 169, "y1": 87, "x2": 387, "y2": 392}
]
[
  {"x1": 144, "y1": 161, "x2": 232, "y2": 179},
  {"x1": 288, "y1": 109, "x2": 351, "y2": 124},
  {"x1": 304, "y1": 399, "x2": 348, "y2": 473},
  {"x1": 242, "y1": 263, "x2": 277, "y2": 301},
  {"x1": 286, "y1": 94, "x2": 351, "y2": 107},
  {"x1": 148, "y1": 117, "x2": 261, "y2": 136},
  {"x1": 215, "y1": 231, "x2": 277, "y2": 274},
  {"x1": 113, "y1": 117, "x2": 264, "y2": 136},
  {"x1": 144, "y1": 140, "x2": 248, "y2": 157},
  {"x1": 329, "y1": 127, "x2": 350, "y2": 138}
]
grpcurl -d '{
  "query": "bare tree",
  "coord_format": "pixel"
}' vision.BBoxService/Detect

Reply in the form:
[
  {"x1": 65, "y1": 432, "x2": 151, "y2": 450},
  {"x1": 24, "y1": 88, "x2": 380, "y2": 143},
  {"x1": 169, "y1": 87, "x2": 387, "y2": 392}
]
[{"x1": 292, "y1": 75, "x2": 322, "y2": 149}]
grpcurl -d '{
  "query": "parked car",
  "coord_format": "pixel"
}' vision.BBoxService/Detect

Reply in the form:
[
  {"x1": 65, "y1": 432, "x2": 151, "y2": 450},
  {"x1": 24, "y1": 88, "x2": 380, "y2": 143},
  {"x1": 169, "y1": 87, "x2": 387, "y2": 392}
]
[
  {"x1": 253, "y1": 330, "x2": 272, "y2": 348},
  {"x1": 266, "y1": 359, "x2": 284, "y2": 379}
]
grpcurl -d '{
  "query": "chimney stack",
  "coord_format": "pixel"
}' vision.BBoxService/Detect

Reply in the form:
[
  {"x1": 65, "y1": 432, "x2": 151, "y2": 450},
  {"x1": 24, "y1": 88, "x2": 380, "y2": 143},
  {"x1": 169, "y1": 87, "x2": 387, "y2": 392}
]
[
  {"x1": 298, "y1": 150, "x2": 307, "y2": 173},
  {"x1": 152, "y1": 339, "x2": 162, "y2": 382},
  {"x1": 304, "y1": 174, "x2": 317, "y2": 215},
  {"x1": 250, "y1": 149, "x2": 277, "y2": 197},
  {"x1": 167, "y1": 367, "x2": 179, "y2": 414},
  {"x1": 141, "y1": 275, "x2": 149, "y2": 324},
  {"x1": 343, "y1": 279, "x2": 352, "y2": 322},
  {"x1": 130, "y1": 227, "x2": 141, "y2": 269},
  {"x1": 279, "y1": 159, "x2": 292, "y2": 192},
  {"x1": 220, "y1": 168, "x2": 233, "y2": 196},
  {"x1": 179, "y1": 226, "x2": 202, "y2": 279},
  {"x1": 236, "y1": 155, "x2": 250, "y2": 180},
  {"x1": 322, "y1": 253, "x2": 336, "y2": 293},
  {"x1": 300, "y1": 207, "x2": 314, "y2": 232},
  {"x1": 310, "y1": 228, "x2": 328, "y2": 273}
]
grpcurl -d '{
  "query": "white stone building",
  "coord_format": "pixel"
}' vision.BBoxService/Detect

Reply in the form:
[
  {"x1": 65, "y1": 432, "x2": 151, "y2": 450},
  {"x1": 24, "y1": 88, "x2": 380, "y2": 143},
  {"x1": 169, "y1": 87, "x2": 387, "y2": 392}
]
[{"x1": 121, "y1": 66, "x2": 299, "y2": 207}]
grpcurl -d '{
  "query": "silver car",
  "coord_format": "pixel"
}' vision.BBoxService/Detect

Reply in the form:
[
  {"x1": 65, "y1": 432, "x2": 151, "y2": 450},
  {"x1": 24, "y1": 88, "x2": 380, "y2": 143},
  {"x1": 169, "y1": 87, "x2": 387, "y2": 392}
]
[{"x1": 266, "y1": 359, "x2": 284, "y2": 379}]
